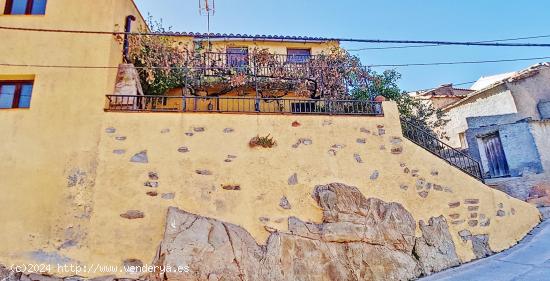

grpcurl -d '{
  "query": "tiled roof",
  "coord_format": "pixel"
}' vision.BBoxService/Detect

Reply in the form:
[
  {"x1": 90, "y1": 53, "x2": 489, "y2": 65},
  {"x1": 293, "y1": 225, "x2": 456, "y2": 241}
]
[
  {"x1": 165, "y1": 31, "x2": 337, "y2": 42},
  {"x1": 418, "y1": 84, "x2": 473, "y2": 98}
]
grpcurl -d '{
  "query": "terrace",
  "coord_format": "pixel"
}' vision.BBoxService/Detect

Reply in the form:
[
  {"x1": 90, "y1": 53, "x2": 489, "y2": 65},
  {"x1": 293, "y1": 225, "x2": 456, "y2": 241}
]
[{"x1": 106, "y1": 49, "x2": 382, "y2": 116}]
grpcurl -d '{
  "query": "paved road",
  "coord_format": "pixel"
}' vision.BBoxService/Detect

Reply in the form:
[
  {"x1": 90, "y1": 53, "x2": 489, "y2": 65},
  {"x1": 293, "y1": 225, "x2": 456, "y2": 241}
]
[{"x1": 421, "y1": 219, "x2": 550, "y2": 281}]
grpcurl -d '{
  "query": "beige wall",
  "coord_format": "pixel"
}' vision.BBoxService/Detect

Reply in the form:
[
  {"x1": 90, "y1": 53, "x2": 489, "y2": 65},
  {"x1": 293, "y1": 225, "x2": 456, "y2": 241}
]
[
  {"x1": 509, "y1": 67, "x2": 550, "y2": 120},
  {"x1": 531, "y1": 120, "x2": 550, "y2": 172},
  {"x1": 0, "y1": 101, "x2": 540, "y2": 278},
  {"x1": 444, "y1": 85, "x2": 518, "y2": 148}
]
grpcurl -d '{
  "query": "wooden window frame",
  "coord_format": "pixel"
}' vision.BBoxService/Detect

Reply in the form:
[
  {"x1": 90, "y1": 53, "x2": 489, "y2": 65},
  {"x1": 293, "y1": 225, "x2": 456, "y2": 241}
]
[
  {"x1": 4, "y1": 0, "x2": 46, "y2": 15},
  {"x1": 287, "y1": 48, "x2": 312, "y2": 64},
  {"x1": 0, "y1": 80, "x2": 34, "y2": 109}
]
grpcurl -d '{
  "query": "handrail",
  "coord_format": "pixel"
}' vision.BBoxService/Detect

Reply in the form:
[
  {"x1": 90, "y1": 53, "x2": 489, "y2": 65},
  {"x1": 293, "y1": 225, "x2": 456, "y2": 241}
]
[
  {"x1": 105, "y1": 95, "x2": 383, "y2": 116},
  {"x1": 400, "y1": 117, "x2": 484, "y2": 181}
]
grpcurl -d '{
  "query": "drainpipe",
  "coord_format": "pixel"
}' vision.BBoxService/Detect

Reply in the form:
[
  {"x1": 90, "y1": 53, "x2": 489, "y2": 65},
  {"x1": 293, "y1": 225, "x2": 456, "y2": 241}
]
[{"x1": 123, "y1": 15, "x2": 136, "y2": 63}]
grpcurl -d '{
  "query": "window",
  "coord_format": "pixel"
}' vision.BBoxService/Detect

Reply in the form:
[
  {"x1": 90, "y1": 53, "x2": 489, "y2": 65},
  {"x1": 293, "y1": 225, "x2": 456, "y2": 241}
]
[
  {"x1": 4, "y1": 0, "x2": 47, "y2": 15},
  {"x1": 287, "y1": 49, "x2": 311, "y2": 63},
  {"x1": 0, "y1": 81, "x2": 34, "y2": 109},
  {"x1": 226, "y1": 47, "x2": 249, "y2": 68}
]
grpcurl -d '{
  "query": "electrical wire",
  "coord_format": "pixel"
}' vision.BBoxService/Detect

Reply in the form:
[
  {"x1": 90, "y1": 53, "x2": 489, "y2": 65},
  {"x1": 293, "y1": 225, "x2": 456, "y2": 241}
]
[
  {"x1": 2, "y1": 25, "x2": 550, "y2": 48},
  {"x1": 367, "y1": 56, "x2": 550, "y2": 68},
  {"x1": 347, "y1": 34, "x2": 550, "y2": 51}
]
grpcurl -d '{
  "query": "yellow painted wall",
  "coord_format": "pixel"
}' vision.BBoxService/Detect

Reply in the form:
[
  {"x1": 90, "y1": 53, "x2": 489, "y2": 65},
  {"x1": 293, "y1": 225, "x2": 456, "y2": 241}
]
[
  {"x1": 0, "y1": 1, "x2": 541, "y2": 278},
  {"x1": 0, "y1": 99, "x2": 541, "y2": 278},
  {"x1": 0, "y1": 0, "x2": 145, "y2": 271}
]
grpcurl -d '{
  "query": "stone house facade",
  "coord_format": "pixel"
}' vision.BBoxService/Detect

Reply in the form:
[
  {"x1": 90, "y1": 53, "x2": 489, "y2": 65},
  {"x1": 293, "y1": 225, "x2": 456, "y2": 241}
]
[{"x1": 442, "y1": 63, "x2": 550, "y2": 178}]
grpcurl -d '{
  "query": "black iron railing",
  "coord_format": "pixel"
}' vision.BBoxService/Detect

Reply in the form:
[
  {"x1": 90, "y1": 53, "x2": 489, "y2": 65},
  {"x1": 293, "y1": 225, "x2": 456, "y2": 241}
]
[
  {"x1": 401, "y1": 118, "x2": 484, "y2": 181},
  {"x1": 105, "y1": 95, "x2": 383, "y2": 116}
]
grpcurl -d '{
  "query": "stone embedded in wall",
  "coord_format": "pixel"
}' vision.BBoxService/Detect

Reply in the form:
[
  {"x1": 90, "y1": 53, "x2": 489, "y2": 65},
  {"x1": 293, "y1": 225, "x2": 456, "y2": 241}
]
[
  {"x1": 222, "y1": 185, "x2": 241, "y2": 191},
  {"x1": 225, "y1": 155, "x2": 238, "y2": 163},
  {"x1": 390, "y1": 137, "x2": 402, "y2": 145},
  {"x1": 354, "y1": 153, "x2": 364, "y2": 163},
  {"x1": 479, "y1": 214, "x2": 491, "y2": 227},
  {"x1": 391, "y1": 146, "x2": 403, "y2": 154},
  {"x1": 400, "y1": 184, "x2": 409, "y2": 190},
  {"x1": 433, "y1": 184, "x2": 443, "y2": 191},
  {"x1": 448, "y1": 202, "x2": 461, "y2": 208},
  {"x1": 193, "y1": 127, "x2": 205, "y2": 133},
  {"x1": 414, "y1": 216, "x2": 460, "y2": 275},
  {"x1": 223, "y1": 128, "x2": 235, "y2": 133},
  {"x1": 120, "y1": 210, "x2": 144, "y2": 220},
  {"x1": 144, "y1": 181, "x2": 159, "y2": 188},
  {"x1": 464, "y1": 199, "x2": 480, "y2": 205},
  {"x1": 113, "y1": 149, "x2": 126, "y2": 155},
  {"x1": 370, "y1": 170, "x2": 380, "y2": 180},
  {"x1": 444, "y1": 187, "x2": 453, "y2": 193},
  {"x1": 146, "y1": 191, "x2": 158, "y2": 197},
  {"x1": 380, "y1": 145, "x2": 386, "y2": 150},
  {"x1": 470, "y1": 235, "x2": 494, "y2": 259},
  {"x1": 497, "y1": 210, "x2": 506, "y2": 217},
  {"x1": 418, "y1": 191, "x2": 429, "y2": 198},
  {"x1": 288, "y1": 173, "x2": 299, "y2": 185},
  {"x1": 115, "y1": 136, "x2": 127, "y2": 141},
  {"x1": 292, "y1": 138, "x2": 313, "y2": 148},
  {"x1": 328, "y1": 149, "x2": 337, "y2": 156},
  {"x1": 468, "y1": 220, "x2": 479, "y2": 227},
  {"x1": 185, "y1": 132, "x2": 194, "y2": 137},
  {"x1": 458, "y1": 229, "x2": 472, "y2": 241},
  {"x1": 404, "y1": 167, "x2": 411, "y2": 174},
  {"x1": 161, "y1": 193, "x2": 175, "y2": 200},
  {"x1": 259, "y1": 217, "x2": 270, "y2": 223},
  {"x1": 177, "y1": 146, "x2": 190, "y2": 153},
  {"x1": 356, "y1": 138, "x2": 367, "y2": 144},
  {"x1": 148, "y1": 172, "x2": 159, "y2": 180},
  {"x1": 279, "y1": 196, "x2": 291, "y2": 210},
  {"x1": 148, "y1": 183, "x2": 464, "y2": 281},
  {"x1": 130, "y1": 151, "x2": 148, "y2": 164},
  {"x1": 377, "y1": 125, "x2": 386, "y2": 135},
  {"x1": 291, "y1": 121, "x2": 301, "y2": 127},
  {"x1": 431, "y1": 169, "x2": 439, "y2": 176},
  {"x1": 105, "y1": 127, "x2": 116, "y2": 134},
  {"x1": 195, "y1": 170, "x2": 212, "y2": 176},
  {"x1": 160, "y1": 128, "x2": 170, "y2": 134}
]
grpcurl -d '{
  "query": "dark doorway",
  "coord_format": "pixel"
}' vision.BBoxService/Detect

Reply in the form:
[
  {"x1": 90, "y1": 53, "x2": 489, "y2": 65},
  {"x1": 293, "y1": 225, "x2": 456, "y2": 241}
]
[{"x1": 481, "y1": 132, "x2": 510, "y2": 178}]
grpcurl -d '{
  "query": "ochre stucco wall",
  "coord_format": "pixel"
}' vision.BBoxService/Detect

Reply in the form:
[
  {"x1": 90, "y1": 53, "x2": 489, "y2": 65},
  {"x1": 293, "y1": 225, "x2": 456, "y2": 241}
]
[
  {"x1": 0, "y1": 101, "x2": 540, "y2": 278},
  {"x1": 0, "y1": 1, "x2": 541, "y2": 277}
]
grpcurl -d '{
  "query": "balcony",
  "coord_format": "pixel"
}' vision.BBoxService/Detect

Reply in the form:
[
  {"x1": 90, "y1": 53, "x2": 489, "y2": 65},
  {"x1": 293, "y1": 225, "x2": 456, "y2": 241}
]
[{"x1": 105, "y1": 95, "x2": 383, "y2": 116}]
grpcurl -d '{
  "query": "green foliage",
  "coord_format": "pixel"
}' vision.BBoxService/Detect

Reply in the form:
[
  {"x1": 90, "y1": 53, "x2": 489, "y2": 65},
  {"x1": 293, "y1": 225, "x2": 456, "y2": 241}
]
[{"x1": 352, "y1": 69, "x2": 450, "y2": 139}]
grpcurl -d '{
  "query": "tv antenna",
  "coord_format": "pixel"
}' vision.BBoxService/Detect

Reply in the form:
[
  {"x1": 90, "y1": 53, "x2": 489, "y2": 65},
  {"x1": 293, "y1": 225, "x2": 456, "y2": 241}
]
[{"x1": 199, "y1": 0, "x2": 215, "y2": 34}]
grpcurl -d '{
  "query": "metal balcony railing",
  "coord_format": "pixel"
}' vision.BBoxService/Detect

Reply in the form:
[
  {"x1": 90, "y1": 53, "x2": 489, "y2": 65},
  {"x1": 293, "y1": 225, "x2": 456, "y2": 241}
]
[
  {"x1": 105, "y1": 95, "x2": 384, "y2": 116},
  {"x1": 401, "y1": 118, "x2": 484, "y2": 181}
]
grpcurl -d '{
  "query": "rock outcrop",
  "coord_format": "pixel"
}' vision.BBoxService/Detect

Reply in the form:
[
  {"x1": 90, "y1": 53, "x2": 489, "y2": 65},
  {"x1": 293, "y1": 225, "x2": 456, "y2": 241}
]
[
  {"x1": 149, "y1": 183, "x2": 460, "y2": 281},
  {"x1": 1, "y1": 184, "x2": 463, "y2": 281}
]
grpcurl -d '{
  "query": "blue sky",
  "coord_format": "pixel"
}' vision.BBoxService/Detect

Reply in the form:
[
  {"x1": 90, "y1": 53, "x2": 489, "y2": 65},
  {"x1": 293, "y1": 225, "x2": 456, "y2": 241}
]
[{"x1": 133, "y1": 0, "x2": 550, "y2": 91}]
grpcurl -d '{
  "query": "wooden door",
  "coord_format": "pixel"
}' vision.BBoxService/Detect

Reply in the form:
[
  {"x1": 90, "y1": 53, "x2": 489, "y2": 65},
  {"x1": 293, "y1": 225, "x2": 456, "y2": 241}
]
[{"x1": 481, "y1": 133, "x2": 510, "y2": 177}]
